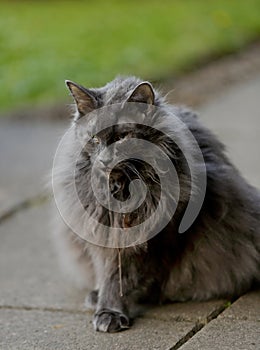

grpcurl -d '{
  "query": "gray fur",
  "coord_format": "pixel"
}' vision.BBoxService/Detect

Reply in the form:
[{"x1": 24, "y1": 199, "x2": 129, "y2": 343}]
[{"x1": 53, "y1": 76, "x2": 260, "y2": 332}]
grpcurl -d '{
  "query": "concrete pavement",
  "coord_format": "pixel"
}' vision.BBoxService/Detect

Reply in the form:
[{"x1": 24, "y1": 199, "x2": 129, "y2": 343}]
[
  {"x1": 0, "y1": 120, "x2": 66, "y2": 216},
  {"x1": 0, "y1": 71, "x2": 259, "y2": 349}
]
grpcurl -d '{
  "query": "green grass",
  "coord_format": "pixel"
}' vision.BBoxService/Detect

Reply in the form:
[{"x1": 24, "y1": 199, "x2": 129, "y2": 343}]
[{"x1": 1, "y1": 0, "x2": 260, "y2": 112}]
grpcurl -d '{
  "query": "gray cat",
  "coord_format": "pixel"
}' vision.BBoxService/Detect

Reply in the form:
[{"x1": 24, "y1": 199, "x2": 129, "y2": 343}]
[{"x1": 52, "y1": 76, "x2": 260, "y2": 332}]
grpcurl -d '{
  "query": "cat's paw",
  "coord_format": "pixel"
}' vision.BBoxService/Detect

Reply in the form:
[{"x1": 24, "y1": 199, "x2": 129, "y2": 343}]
[{"x1": 93, "y1": 309, "x2": 130, "y2": 332}]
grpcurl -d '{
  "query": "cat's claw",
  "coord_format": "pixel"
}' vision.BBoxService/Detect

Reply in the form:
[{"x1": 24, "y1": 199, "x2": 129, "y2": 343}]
[{"x1": 93, "y1": 309, "x2": 130, "y2": 332}]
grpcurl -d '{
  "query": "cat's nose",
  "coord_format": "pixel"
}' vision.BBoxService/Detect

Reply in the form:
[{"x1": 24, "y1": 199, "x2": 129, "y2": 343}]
[
  {"x1": 100, "y1": 159, "x2": 110, "y2": 168},
  {"x1": 100, "y1": 159, "x2": 113, "y2": 174}
]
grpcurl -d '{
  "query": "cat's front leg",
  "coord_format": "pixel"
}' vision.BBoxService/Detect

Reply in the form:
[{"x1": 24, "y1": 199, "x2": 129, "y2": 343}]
[
  {"x1": 93, "y1": 260, "x2": 131, "y2": 332},
  {"x1": 93, "y1": 277, "x2": 131, "y2": 332}
]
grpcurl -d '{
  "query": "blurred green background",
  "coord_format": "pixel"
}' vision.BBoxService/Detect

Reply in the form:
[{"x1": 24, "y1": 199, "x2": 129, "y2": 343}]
[{"x1": 1, "y1": 0, "x2": 260, "y2": 112}]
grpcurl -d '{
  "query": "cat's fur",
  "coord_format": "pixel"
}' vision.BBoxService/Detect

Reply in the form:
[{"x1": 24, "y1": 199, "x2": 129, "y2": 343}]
[{"x1": 53, "y1": 76, "x2": 260, "y2": 332}]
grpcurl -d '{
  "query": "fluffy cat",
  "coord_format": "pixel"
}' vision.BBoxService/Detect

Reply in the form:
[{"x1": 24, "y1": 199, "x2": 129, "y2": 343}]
[{"x1": 52, "y1": 76, "x2": 260, "y2": 332}]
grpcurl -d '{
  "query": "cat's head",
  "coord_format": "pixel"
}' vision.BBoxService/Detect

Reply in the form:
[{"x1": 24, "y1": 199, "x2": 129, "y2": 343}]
[
  {"x1": 65, "y1": 76, "x2": 166, "y2": 174},
  {"x1": 65, "y1": 77, "x2": 169, "y2": 226},
  {"x1": 54, "y1": 77, "x2": 199, "y2": 245}
]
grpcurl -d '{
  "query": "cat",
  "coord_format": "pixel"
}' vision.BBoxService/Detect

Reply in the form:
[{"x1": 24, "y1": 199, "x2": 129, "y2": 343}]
[{"x1": 52, "y1": 76, "x2": 260, "y2": 333}]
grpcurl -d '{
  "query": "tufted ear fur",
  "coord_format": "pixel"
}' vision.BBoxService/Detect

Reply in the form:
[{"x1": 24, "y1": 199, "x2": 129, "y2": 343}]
[
  {"x1": 127, "y1": 82, "x2": 155, "y2": 105},
  {"x1": 65, "y1": 80, "x2": 97, "y2": 116}
]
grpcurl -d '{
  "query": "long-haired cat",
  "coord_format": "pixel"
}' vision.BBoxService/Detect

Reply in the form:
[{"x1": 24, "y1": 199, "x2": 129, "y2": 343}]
[{"x1": 52, "y1": 76, "x2": 260, "y2": 332}]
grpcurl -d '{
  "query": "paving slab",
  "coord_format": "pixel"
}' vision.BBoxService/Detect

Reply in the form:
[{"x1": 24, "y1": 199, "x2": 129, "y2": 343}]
[
  {"x1": 145, "y1": 299, "x2": 226, "y2": 323},
  {"x1": 178, "y1": 319, "x2": 260, "y2": 350},
  {"x1": 221, "y1": 291, "x2": 260, "y2": 321},
  {"x1": 179, "y1": 291, "x2": 260, "y2": 350},
  {"x1": 0, "y1": 308, "x2": 196, "y2": 350},
  {"x1": 0, "y1": 120, "x2": 67, "y2": 216},
  {"x1": 199, "y1": 72, "x2": 260, "y2": 188},
  {"x1": 0, "y1": 202, "x2": 86, "y2": 311}
]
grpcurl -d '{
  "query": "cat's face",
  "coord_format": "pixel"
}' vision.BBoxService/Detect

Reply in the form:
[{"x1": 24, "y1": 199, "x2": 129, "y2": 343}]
[
  {"x1": 68, "y1": 77, "x2": 165, "y2": 226},
  {"x1": 94, "y1": 124, "x2": 163, "y2": 201},
  {"x1": 79, "y1": 121, "x2": 163, "y2": 210},
  {"x1": 68, "y1": 77, "x2": 160, "y2": 203}
]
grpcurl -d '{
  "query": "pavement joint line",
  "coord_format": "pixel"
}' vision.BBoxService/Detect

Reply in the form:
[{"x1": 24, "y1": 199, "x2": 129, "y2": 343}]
[
  {"x1": 168, "y1": 323, "x2": 204, "y2": 350},
  {"x1": 168, "y1": 299, "x2": 236, "y2": 350},
  {"x1": 0, "y1": 304, "x2": 89, "y2": 315},
  {"x1": 0, "y1": 192, "x2": 51, "y2": 224}
]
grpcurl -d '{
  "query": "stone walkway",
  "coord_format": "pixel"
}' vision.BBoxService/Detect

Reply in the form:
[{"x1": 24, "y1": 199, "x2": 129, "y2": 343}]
[{"x1": 0, "y1": 72, "x2": 259, "y2": 349}]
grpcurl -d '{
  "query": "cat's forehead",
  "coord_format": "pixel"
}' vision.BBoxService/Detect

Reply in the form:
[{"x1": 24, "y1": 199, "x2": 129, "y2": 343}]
[
  {"x1": 100, "y1": 76, "x2": 142, "y2": 105},
  {"x1": 80, "y1": 107, "x2": 145, "y2": 137}
]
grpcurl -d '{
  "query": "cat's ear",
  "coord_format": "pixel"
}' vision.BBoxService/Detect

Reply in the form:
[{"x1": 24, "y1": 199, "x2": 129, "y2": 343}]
[
  {"x1": 128, "y1": 82, "x2": 155, "y2": 105},
  {"x1": 65, "y1": 80, "x2": 97, "y2": 116}
]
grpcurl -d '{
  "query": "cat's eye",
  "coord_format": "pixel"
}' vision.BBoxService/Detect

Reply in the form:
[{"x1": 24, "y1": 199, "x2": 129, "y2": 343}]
[
  {"x1": 114, "y1": 135, "x2": 121, "y2": 141},
  {"x1": 92, "y1": 135, "x2": 100, "y2": 144}
]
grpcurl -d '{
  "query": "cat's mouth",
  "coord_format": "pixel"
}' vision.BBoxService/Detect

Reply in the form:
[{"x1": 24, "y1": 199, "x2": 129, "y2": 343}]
[
  {"x1": 106, "y1": 159, "x2": 159, "y2": 202},
  {"x1": 106, "y1": 159, "x2": 143, "y2": 201},
  {"x1": 109, "y1": 169, "x2": 130, "y2": 201}
]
